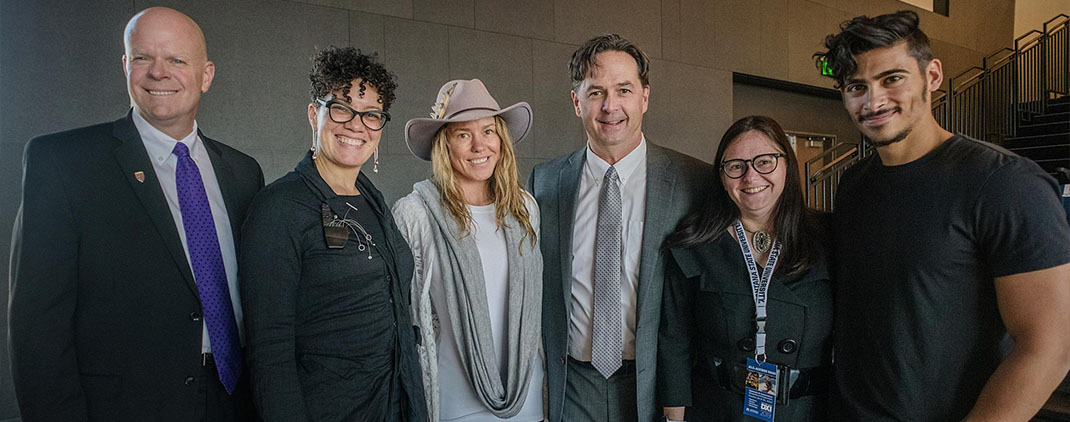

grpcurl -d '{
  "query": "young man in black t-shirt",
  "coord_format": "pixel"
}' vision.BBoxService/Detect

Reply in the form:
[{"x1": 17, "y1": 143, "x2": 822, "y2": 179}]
[{"x1": 815, "y1": 10, "x2": 1070, "y2": 422}]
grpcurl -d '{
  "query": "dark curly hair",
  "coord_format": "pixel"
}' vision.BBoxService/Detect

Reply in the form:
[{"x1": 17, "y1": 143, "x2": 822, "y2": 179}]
[
  {"x1": 814, "y1": 10, "x2": 933, "y2": 89},
  {"x1": 309, "y1": 46, "x2": 397, "y2": 111},
  {"x1": 568, "y1": 33, "x2": 650, "y2": 90}
]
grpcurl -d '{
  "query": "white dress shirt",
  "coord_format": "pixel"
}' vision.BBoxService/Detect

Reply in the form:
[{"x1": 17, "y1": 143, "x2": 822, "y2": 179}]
[
  {"x1": 132, "y1": 111, "x2": 245, "y2": 353},
  {"x1": 569, "y1": 137, "x2": 647, "y2": 361}
]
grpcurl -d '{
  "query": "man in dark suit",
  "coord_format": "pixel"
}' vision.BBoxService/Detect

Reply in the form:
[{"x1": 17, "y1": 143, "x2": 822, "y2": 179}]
[
  {"x1": 8, "y1": 7, "x2": 263, "y2": 421},
  {"x1": 527, "y1": 34, "x2": 711, "y2": 422}
]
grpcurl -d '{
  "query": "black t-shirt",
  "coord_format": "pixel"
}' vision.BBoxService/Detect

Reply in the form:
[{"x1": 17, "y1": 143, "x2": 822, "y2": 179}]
[{"x1": 830, "y1": 135, "x2": 1070, "y2": 421}]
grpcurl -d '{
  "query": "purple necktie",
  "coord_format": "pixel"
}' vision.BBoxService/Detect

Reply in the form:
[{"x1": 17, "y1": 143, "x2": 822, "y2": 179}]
[{"x1": 173, "y1": 142, "x2": 241, "y2": 394}]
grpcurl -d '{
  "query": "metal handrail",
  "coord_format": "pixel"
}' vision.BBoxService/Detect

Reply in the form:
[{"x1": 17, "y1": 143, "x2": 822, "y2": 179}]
[
  {"x1": 1042, "y1": 13, "x2": 1069, "y2": 30},
  {"x1": 808, "y1": 147, "x2": 858, "y2": 183}
]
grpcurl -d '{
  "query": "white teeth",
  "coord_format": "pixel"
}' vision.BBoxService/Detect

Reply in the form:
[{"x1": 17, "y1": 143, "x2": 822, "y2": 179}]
[
  {"x1": 148, "y1": 90, "x2": 176, "y2": 96},
  {"x1": 469, "y1": 157, "x2": 489, "y2": 164},
  {"x1": 742, "y1": 186, "x2": 768, "y2": 194},
  {"x1": 337, "y1": 136, "x2": 365, "y2": 146}
]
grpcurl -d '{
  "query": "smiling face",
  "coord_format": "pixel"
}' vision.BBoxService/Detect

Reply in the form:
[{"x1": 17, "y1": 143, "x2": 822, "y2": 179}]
[
  {"x1": 123, "y1": 8, "x2": 214, "y2": 139},
  {"x1": 445, "y1": 116, "x2": 501, "y2": 194},
  {"x1": 307, "y1": 79, "x2": 383, "y2": 174},
  {"x1": 721, "y1": 130, "x2": 787, "y2": 225},
  {"x1": 571, "y1": 50, "x2": 649, "y2": 158},
  {"x1": 841, "y1": 41, "x2": 942, "y2": 148}
]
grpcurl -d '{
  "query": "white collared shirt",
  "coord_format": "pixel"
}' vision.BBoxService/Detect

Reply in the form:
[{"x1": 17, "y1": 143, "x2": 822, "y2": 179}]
[
  {"x1": 569, "y1": 137, "x2": 648, "y2": 361},
  {"x1": 132, "y1": 111, "x2": 245, "y2": 353}
]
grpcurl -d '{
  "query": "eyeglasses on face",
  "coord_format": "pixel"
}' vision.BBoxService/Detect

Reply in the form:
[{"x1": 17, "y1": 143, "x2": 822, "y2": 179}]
[
  {"x1": 315, "y1": 98, "x2": 390, "y2": 131},
  {"x1": 720, "y1": 153, "x2": 785, "y2": 179}
]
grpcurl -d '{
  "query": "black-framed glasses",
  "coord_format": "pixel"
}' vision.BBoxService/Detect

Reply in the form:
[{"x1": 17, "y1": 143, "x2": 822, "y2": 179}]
[
  {"x1": 721, "y1": 153, "x2": 785, "y2": 179},
  {"x1": 315, "y1": 98, "x2": 390, "y2": 131}
]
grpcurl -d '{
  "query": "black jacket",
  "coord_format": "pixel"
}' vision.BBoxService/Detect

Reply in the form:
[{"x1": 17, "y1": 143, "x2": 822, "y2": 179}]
[
  {"x1": 8, "y1": 113, "x2": 264, "y2": 421},
  {"x1": 240, "y1": 152, "x2": 427, "y2": 422},
  {"x1": 658, "y1": 232, "x2": 833, "y2": 421}
]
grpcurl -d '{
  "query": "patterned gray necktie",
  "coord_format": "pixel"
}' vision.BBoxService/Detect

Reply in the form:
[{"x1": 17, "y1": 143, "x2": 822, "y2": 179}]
[{"x1": 591, "y1": 165, "x2": 623, "y2": 379}]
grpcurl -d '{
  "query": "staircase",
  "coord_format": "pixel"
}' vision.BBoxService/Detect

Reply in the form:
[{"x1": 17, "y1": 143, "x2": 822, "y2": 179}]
[{"x1": 1005, "y1": 95, "x2": 1070, "y2": 176}]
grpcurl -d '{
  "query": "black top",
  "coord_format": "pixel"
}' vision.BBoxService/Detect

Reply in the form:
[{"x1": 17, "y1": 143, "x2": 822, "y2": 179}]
[
  {"x1": 658, "y1": 231, "x2": 832, "y2": 421},
  {"x1": 240, "y1": 152, "x2": 427, "y2": 422},
  {"x1": 830, "y1": 136, "x2": 1070, "y2": 421}
]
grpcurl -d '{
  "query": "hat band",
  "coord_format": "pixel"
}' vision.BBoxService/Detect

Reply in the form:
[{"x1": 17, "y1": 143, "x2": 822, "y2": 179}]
[{"x1": 446, "y1": 107, "x2": 499, "y2": 120}]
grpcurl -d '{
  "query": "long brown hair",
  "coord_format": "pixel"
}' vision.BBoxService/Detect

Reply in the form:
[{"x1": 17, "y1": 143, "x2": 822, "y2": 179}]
[
  {"x1": 665, "y1": 115, "x2": 826, "y2": 275},
  {"x1": 430, "y1": 116, "x2": 536, "y2": 248}
]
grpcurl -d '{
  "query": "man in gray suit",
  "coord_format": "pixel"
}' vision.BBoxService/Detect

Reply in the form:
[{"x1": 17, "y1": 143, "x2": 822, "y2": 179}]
[{"x1": 527, "y1": 34, "x2": 712, "y2": 422}]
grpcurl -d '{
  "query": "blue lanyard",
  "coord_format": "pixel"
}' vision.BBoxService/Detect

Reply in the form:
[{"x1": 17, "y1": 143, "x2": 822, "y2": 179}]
[{"x1": 733, "y1": 220, "x2": 782, "y2": 359}]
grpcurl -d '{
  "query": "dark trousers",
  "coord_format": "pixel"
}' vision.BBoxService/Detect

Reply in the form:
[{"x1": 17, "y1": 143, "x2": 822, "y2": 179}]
[
  {"x1": 197, "y1": 358, "x2": 258, "y2": 422},
  {"x1": 563, "y1": 356, "x2": 638, "y2": 422}
]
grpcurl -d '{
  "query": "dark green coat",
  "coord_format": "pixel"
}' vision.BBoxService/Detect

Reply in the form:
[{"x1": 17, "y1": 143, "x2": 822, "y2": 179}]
[{"x1": 657, "y1": 232, "x2": 832, "y2": 421}]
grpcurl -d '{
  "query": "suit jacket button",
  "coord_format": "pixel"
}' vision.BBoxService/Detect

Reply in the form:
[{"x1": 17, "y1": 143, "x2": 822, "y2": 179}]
[
  {"x1": 189, "y1": 312, "x2": 201, "y2": 322},
  {"x1": 560, "y1": 357, "x2": 566, "y2": 364},
  {"x1": 778, "y1": 339, "x2": 798, "y2": 354},
  {"x1": 738, "y1": 337, "x2": 756, "y2": 352},
  {"x1": 184, "y1": 376, "x2": 195, "y2": 385}
]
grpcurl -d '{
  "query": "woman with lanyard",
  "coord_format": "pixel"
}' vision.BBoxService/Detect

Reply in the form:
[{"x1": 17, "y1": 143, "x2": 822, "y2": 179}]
[
  {"x1": 658, "y1": 116, "x2": 832, "y2": 422},
  {"x1": 240, "y1": 47, "x2": 426, "y2": 421},
  {"x1": 392, "y1": 79, "x2": 544, "y2": 421}
]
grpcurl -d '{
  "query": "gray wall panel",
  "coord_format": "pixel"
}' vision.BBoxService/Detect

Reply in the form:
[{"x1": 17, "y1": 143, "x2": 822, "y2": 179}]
[
  {"x1": 414, "y1": 0, "x2": 474, "y2": 28},
  {"x1": 474, "y1": 0, "x2": 553, "y2": 40},
  {"x1": 528, "y1": 39, "x2": 586, "y2": 159}
]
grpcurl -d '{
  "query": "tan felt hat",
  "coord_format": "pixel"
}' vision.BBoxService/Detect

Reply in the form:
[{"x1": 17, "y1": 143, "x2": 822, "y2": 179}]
[{"x1": 405, "y1": 79, "x2": 532, "y2": 161}]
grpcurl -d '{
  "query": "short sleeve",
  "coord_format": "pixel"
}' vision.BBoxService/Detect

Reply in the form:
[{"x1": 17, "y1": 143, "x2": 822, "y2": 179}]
[{"x1": 975, "y1": 159, "x2": 1070, "y2": 277}]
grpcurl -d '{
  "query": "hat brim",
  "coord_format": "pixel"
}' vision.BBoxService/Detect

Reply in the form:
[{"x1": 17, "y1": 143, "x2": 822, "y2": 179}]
[{"x1": 405, "y1": 101, "x2": 533, "y2": 161}]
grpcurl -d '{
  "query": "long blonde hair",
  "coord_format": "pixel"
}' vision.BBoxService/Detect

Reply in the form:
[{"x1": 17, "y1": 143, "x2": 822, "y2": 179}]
[{"x1": 430, "y1": 116, "x2": 536, "y2": 248}]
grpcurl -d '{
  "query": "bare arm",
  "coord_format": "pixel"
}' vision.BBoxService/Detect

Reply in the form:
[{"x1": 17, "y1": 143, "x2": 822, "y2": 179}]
[{"x1": 964, "y1": 263, "x2": 1070, "y2": 421}]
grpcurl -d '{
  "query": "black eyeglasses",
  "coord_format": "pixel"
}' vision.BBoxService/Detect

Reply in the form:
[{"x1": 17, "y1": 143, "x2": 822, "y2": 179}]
[
  {"x1": 315, "y1": 98, "x2": 390, "y2": 131},
  {"x1": 721, "y1": 153, "x2": 785, "y2": 179}
]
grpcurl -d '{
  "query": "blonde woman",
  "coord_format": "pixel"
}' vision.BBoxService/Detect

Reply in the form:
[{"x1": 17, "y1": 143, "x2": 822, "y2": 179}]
[{"x1": 392, "y1": 79, "x2": 544, "y2": 421}]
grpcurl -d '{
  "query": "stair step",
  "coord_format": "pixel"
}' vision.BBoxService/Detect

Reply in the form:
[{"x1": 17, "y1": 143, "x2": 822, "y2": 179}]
[
  {"x1": 1007, "y1": 143, "x2": 1070, "y2": 161},
  {"x1": 1047, "y1": 101, "x2": 1069, "y2": 114},
  {"x1": 1020, "y1": 111, "x2": 1070, "y2": 126},
  {"x1": 1005, "y1": 133, "x2": 1070, "y2": 149},
  {"x1": 1016, "y1": 120, "x2": 1070, "y2": 137}
]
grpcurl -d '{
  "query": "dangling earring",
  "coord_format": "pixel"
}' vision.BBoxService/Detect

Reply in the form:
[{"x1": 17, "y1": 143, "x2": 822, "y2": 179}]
[
  {"x1": 310, "y1": 131, "x2": 319, "y2": 160},
  {"x1": 373, "y1": 147, "x2": 379, "y2": 173}
]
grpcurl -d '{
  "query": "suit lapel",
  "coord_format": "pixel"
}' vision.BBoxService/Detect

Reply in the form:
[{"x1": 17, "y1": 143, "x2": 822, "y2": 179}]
[
  {"x1": 636, "y1": 143, "x2": 676, "y2": 319},
  {"x1": 202, "y1": 133, "x2": 243, "y2": 249},
  {"x1": 557, "y1": 149, "x2": 585, "y2": 306},
  {"x1": 111, "y1": 114, "x2": 198, "y2": 295}
]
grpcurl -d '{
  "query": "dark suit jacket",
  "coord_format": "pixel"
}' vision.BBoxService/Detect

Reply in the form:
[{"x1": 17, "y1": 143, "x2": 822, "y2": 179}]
[
  {"x1": 527, "y1": 141, "x2": 712, "y2": 422},
  {"x1": 8, "y1": 113, "x2": 264, "y2": 421}
]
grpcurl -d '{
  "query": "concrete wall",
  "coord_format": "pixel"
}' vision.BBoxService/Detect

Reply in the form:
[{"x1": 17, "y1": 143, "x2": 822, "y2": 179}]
[
  {"x1": 1015, "y1": 0, "x2": 1070, "y2": 38},
  {"x1": 0, "y1": 0, "x2": 1014, "y2": 419}
]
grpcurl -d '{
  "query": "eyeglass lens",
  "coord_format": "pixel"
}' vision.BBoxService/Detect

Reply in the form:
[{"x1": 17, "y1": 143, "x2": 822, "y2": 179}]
[{"x1": 722, "y1": 153, "x2": 781, "y2": 178}]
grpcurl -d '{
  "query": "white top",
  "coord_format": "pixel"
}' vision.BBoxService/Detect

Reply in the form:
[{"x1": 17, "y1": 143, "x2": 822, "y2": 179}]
[
  {"x1": 132, "y1": 111, "x2": 245, "y2": 353},
  {"x1": 432, "y1": 204, "x2": 545, "y2": 421},
  {"x1": 569, "y1": 137, "x2": 648, "y2": 361}
]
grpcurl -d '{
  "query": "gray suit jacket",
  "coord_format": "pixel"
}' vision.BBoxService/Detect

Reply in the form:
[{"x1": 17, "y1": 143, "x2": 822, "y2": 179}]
[{"x1": 527, "y1": 141, "x2": 712, "y2": 421}]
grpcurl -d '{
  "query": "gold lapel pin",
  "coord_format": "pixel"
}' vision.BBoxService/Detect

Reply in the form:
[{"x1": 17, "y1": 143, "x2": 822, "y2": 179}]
[{"x1": 134, "y1": 171, "x2": 145, "y2": 183}]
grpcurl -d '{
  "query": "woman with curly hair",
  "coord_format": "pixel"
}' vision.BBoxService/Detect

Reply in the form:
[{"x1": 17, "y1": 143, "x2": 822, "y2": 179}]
[
  {"x1": 240, "y1": 46, "x2": 427, "y2": 422},
  {"x1": 392, "y1": 79, "x2": 544, "y2": 421}
]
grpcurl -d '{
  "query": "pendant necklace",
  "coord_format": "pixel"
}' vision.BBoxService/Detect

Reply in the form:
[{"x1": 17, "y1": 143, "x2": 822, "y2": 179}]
[{"x1": 743, "y1": 226, "x2": 772, "y2": 254}]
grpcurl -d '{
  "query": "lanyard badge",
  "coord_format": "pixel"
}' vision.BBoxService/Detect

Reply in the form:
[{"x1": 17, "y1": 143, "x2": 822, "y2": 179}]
[{"x1": 733, "y1": 220, "x2": 782, "y2": 421}]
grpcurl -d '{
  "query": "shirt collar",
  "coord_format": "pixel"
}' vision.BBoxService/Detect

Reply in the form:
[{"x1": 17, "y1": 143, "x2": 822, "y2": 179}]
[
  {"x1": 132, "y1": 109, "x2": 200, "y2": 164},
  {"x1": 584, "y1": 134, "x2": 647, "y2": 183}
]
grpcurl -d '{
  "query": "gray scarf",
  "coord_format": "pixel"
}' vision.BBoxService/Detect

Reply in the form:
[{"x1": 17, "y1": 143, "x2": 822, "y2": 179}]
[{"x1": 413, "y1": 181, "x2": 542, "y2": 418}]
